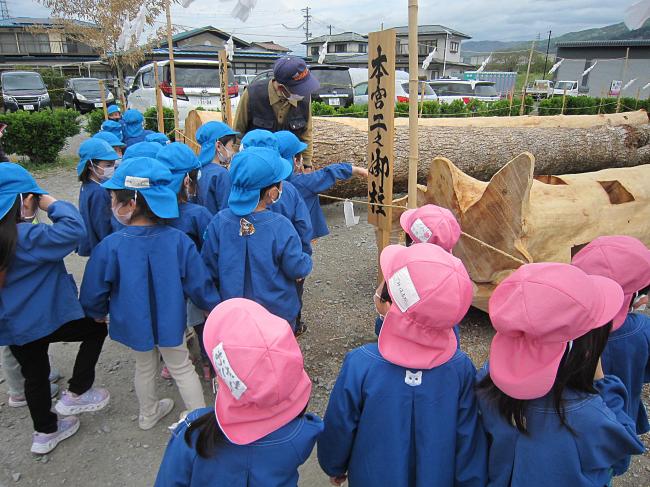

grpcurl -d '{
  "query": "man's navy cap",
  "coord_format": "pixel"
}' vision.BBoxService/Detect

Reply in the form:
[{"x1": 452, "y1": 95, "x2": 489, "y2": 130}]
[{"x1": 273, "y1": 57, "x2": 320, "y2": 98}]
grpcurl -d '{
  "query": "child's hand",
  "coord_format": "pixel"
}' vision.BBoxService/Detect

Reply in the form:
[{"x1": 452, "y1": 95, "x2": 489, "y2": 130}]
[
  {"x1": 94, "y1": 316, "x2": 108, "y2": 324},
  {"x1": 38, "y1": 194, "x2": 57, "y2": 211},
  {"x1": 330, "y1": 475, "x2": 347, "y2": 486},
  {"x1": 352, "y1": 166, "x2": 368, "y2": 178},
  {"x1": 594, "y1": 357, "x2": 605, "y2": 381}
]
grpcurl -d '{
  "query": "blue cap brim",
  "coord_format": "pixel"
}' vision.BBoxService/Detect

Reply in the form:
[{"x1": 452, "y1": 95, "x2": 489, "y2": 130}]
[
  {"x1": 140, "y1": 186, "x2": 179, "y2": 219},
  {"x1": 284, "y1": 74, "x2": 320, "y2": 98},
  {"x1": 276, "y1": 156, "x2": 294, "y2": 181},
  {"x1": 228, "y1": 187, "x2": 260, "y2": 217},
  {"x1": 76, "y1": 158, "x2": 89, "y2": 176},
  {"x1": 169, "y1": 173, "x2": 186, "y2": 194},
  {"x1": 199, "y1": 144, "x2": 216, "y2": 167},
  {"x1": 0, "y1": 193, "x2": 17, "y2": 219}
]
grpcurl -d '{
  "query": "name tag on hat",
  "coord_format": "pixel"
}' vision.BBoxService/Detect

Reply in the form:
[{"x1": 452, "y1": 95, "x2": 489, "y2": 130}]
[
  {"x1": 212, "y1": 343, "x2": 247, "y2": 400},
  {"x1": 405, "y1": 370, "x2": 422, "y2": 387},
  {"x1": 124, "y1": 176, "x2": 150, "y2": 189},
  {"x1": 410, "y1": 218, "x2": 432, "y2": 243},
  {"x1": 389, "y1": 266, "x2": 420, "y2": 313}
]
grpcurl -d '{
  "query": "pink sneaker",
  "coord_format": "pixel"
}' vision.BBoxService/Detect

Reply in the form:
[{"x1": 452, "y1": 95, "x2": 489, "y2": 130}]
[
  {"x1": 161, "y1": 365, "x2": 172, "y2": 380},
  {"x1": 31, "y1": 416, "x2": 80, "y2": 454},
  {"x1": 9, "y1": 383, "x2": 59, "y2": 408},
  {"x1": 202, "y1": 363, "x2": 213, "y2": 382},
  {"x1": 54, "y1": 388, "x2": 110, "y2": 416}
]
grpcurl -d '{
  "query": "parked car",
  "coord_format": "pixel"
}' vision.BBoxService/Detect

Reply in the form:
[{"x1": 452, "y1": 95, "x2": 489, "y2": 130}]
[
  {"x1": 427, "y1": 79, "x2": 498, "y2": 104},
  {"x1": 471, "y1": 82, "x2": 500, "y2": 102},
  {"x1": 527, "y1": 79, "x2": 554, "y2": 100},
  {"x1": 127, "y1": 59, "x2": 238, "y2": 128},
  {"x1": 234, "y1": 74, "x2": 257, "y2": 95},
  {"x1": 553, "y1": 80, "x2": 587, "y2": 97},
  {"x1": 124, "y1": 76, "x2": 135, "y2": 96},
  {"x1": 252, "y1": 65, "x2": 355, "y2": 108},
  {"x1": 1, "y1": 71, "x2": 51, "y2": 112},
  {"x1": 63, "y1": 78, "x2": 116, "y2": 113},
  {"x1": 353, "y1": 78, "x2": 438, "y2": 105}
]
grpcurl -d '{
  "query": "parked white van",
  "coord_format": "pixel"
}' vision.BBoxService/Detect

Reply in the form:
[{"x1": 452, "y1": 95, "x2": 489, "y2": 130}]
[{"x1": 127, "y1": 59, "x2": 238, "y2": 128}]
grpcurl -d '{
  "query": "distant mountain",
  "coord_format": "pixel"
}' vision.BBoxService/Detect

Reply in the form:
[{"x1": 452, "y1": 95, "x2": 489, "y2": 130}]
[{"x1": 462, "y1": 20, "x2": 650, "y2": 54}]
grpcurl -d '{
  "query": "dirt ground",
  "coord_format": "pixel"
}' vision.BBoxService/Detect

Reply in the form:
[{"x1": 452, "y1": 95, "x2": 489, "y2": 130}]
[{"x1": 0, "y1": 164, "x2": 648, "y2": 486}]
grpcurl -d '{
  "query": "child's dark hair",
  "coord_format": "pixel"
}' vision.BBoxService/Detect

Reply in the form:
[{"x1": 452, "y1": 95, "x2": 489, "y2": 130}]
[
  {"x1": 405, "y1": 233, "x2": 414, "y2": 247},
  {"x1": 78, "y1": 160, "x2": 93, "y2": 183},
  {"x1": 259, "y1": 181, "x2": 281, "y2": 201},
  {"x1": 218, "y1": 134, "x2": 237, "y2": 147},
  {"x1": 184, "y1": 406, "x2": 308, "y2": 458},
  {"x1": 0, "y1": 196, "x2": 20, "y2": 287},
  {"x1": 477, "y1": 321, "x2": 612, "y2": 434},
  {"x1": 178, "y1": 169, "x2": 201, "y2": 203},
  {"x1": 112, "y1": 189, "x2": 164, "y2": 224}
]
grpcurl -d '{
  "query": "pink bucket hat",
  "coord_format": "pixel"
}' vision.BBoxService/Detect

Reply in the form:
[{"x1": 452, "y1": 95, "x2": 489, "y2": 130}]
[
  {"x1": 399, "y1": 204, "x2": 461, "y2": 251},
  {"x1": 378, "y1": 244, "x2": 473, "y2": 369},
  {"x1": 572, "y1": 236, "x2": 650, "y2": 330},
  {"x1": 203, "y1": 298, "x2": 312, "y2": 445},
  {"x1": 488, "y1": 263, "x2": 624, "y2": 400}
]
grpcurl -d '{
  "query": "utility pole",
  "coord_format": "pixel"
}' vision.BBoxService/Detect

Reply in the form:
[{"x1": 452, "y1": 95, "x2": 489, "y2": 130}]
[
  {"x1": 543, "y1": 30, "x2": 552, "y2": 78},
  {"x1": 328, "y1": 25, "x2": 333, "y2": 36},
  {"x1": 0, "y1": 0, "x2": 9, "y2": 20},
  {"x1": 302, "y1": 6, "x2": 312, "y2": 56}
]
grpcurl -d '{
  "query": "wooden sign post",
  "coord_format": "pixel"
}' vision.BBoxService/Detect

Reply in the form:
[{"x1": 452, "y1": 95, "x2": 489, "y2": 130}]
[
  {"x1": 98, "y1": 79, "x2": 108, "y2": 120},
  {"x1": 153, "y1": 61, "x2": 165, "y2": 133},
  {"x1": 407, "y1": 0, "x2": 418, "y2": 210},
  {"x1": 367, "y1": 29, "x2": 396, "y2": 270},
  {"x1": 218, "y1": 50, "x2": 233, "y2": 126},
  {"x1": 164, "y1": 0, "x2": 179, "y2": 132}
]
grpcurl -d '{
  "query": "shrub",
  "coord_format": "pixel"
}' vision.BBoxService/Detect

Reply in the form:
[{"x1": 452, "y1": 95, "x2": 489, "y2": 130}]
[
  {"x1": 311, "y1": 101, "x2": 337, "y2": 116},
  {"x1": 85, "y1": 108, "x2": 105, "y2": 135},
  {"x1": 38, "y1": 69, "x2": 66, "y2": 108},
  {"x1": 0, "y1": 108, "x2": 80, "y2": 165},
  {"x1": 143, "y1": 107, "x2": 176, "y2": 141},
  {"x1": 337, "y1": 103, "x2": 368, "y2": 118}
]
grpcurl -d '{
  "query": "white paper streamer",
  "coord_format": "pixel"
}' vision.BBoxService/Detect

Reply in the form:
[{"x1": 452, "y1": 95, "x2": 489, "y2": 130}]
[
  {"x1": 582, "y1": 61, "x2": 597, "y2": 77},
  {"x1": 230, "y1": 0, "x2": 258, "y2": 22},
  {"x1": 625, "y1": 0, "x2": 650, "y2": 30},
  {"x1": 477, "y1": 53, "x2": 492, "y2": 73},
  {"x1": 643, "y1": 82, "x2": 650, "y2": 90},
  {"x1": 318, "y1": 41, "x2": 328, "y2": 64},
  {"x1": 422, "y1": 48, "x2": 437, "y2": 70},
  {"x1": 623, "y1": 78, "x2": 637, "y2": 90},
  {"x1": 226, "y1": 36, "x2": 235, "y2": 61},
  {"x1": 548, "y1": 58, "x2": 563, "y2": 75},
  {"x1": 343, "y1": 200, "x2": 359, "y2": 227}
]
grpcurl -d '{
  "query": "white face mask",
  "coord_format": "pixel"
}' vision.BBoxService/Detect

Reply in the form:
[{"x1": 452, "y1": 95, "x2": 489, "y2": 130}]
[
  {"x1": 272, "y1": 187, "x2": 283, "y2": 204},
  {"x1": 217, "y1": 145, "x2": 234, "y2": 165},
  {"x1": 91, "y1": 162, "x2": 114, "y2": 182},
  {"x1": 19, "y1": 194, "x2": 36, "y2": 222},
  {"x1": 111, "y1": 198, "x2": 135, "y2": 226}
]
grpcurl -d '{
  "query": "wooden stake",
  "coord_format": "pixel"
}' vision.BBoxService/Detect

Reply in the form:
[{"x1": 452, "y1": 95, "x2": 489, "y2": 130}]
[
  {"x1": 153, "y1": 61, "x2": 165, "y2": 133},
  {"x1": 616, "y1": 47, "x2": 630, "y2": 114},
  {"x1": 218, "y1": 50, "x2": 233, "y2": 127},
  {"x1": 635, "y1": 87, "x2": 641, "y2": 110},
  {"x1": 508, "y1": 89, "x2": 514, "y2": 116},
  {"x1": 520, "y1": 40, "x2": 535, "y2": 116},
  {"x1": 165, "y1": 0, "x2": 179, "y2": 132},
  {"x1": 407, "y1": 0, "x2": 418, "y2": 210},
  {"x1": 98, "y1": 79, "x2": 108, "y2": 120},
  {"x1": 419, "y1": 80, "x2": 425, "y2": 118},
  {"x1": 598, "y1": 89, "x2": 604, "y2": 115},
  {"x1": 561, "y1": 88, "x2": 567, "y2": 115}
]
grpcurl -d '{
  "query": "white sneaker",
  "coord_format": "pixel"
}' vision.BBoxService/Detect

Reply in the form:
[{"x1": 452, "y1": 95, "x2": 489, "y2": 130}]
[
  {"x1": 139, "y1": 398, "x2": 174, "y2": 430},
  {"x1": 31, "y1": 416, "x2": 80, "y2": 454}
]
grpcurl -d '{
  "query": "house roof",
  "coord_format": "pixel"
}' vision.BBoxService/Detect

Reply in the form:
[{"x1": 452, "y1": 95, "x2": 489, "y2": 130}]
[
  {"x1": 304, "y1": 32, "x2": 368, "y2": 45},
  {"x1": 0, "y1": 16, "x2": 97, "y2": 29},
  {"x1": 555, "y1": 40, "x2": 650, "y2": 48},
  {"x1": 392, "y1": 25, "x2": 471, "y2": 39},
  {"x1": 149, "y1": 47, "x2": 285, "y2": 60},
  {"x1": 253, "y1": 41, "x2": 291, "y2": 52},
  {"x1": 168, "y1": 26, "x2": 250, "y2": 48}
]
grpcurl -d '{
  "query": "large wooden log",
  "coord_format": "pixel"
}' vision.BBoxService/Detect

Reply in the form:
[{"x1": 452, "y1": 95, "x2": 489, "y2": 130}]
[{"x1": 313, "y1": 116, "x2": 650, "y2": 198}]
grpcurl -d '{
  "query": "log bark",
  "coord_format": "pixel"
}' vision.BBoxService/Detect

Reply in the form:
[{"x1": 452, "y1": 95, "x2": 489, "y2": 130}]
[{"x1": 312, "y1": 118, "x2": 650, "y2": 198}]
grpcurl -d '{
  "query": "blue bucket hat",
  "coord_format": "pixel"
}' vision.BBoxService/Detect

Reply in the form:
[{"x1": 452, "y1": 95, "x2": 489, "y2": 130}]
[
  {"x1": 145, "y1": 132, "x2": 170, "y2": 146},
  {"x1": 93, "y1": 131, "x2": 126, "y2": 148},
  {"x1": 273, "y1": 57, "x2": 320, "y2": 98},
  {"x1": 100, "y1": 120, "x2": 123, "y2": 142},
  {"x1": 76, "y1": 138, "x2": 119, "y2": 176},
  {"x1": 102, "y1": 157, "x2": 179, "y2": 219},
  {"x1": 241, "y1": 129, "x2": 279, "y2": 151},
  {"x1": 157, "y1": 142, "x2": 201, "y2": 194},
  {"x1": 122, "y1": 109, "x2": 145, "y2": 139},
  {"x1": 0, "y1": 163, "x2": 48, "y2": 219},
  {"x1": 274, "y1": 131, "x2": 308, "y2": 160},
  {"x1": 196, "y1": 121, "x2": 239, "y2": 167},
  {"x1": 107, "y1": 105, "x2": 121, "y2": 115},
  {"x1": 123, "y1": 141, "x2": 163, "y2": 161},
  {"x1": 228, "y1": 147, "x2": 293, "y2": 217}
]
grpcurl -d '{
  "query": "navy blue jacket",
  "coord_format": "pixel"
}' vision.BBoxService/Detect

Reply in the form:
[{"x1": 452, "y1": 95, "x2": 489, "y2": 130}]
[
  {"x1": 197, "y1": 163, "x2": 231, "y2": 215},
  {"x1": 602, "y1": 312, "x2": 650, "y2": 435},
  {"x1": 269, "y1": 180, "x2": 313, "y2": 255},
  {"x1": 288, "y1": 163, "x2": 352, "y2": 239},
  {"x1": 0, "y1": 202, "x2": 86, "y2": 346},
  {"x1": 169, "y1": 202, "x2": 213, "y2": 251},
  {"x1": 124, "y1": 129, "x2": 155, "y2": 148},
  {"x1": 201, "y1": 208, "x2": 312, "y2": 328},
  {"x1": 477, "y1": 367, "x2": 644, "y2": 486},
  {"x1": 80, "y1": 225, "x2": 220, "y2": 351},
  {"x1": 77, "y1": 180, "x2": 113, "y2": 257},
  {"x1": 318, "y1": 344, "x2": 487, "y2": 487},
  {"x1": 155, "y1": 407, "x2": 323, "y2": 487}
]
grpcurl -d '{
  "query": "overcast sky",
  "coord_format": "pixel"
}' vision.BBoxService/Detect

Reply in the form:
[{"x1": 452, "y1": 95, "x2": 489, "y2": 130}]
[{"x1": 12, "y1": 0, "x2": 640, "y2": 53}]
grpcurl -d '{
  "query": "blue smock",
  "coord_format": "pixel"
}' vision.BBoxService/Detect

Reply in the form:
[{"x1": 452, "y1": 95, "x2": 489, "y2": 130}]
[
  {"x1": 0, "y1": 201, "x2": 86, "y2": 346},
  {"x1": 197, "y1": 163, "x2": 231, "y2": 215},
  {"x1": 476, "y1": 367, "x2": 644, "y2": 487},
  {"x1": 201, "y1": 209, "x2": 312, "y2": 327},
  {"x1": 155, "y1": 407, "x2": 323, "y2": 487},
  {"x1": 318, "y1": 344, "x2": 487, "y2": 487},
  {"x1": 288, "y1": 163, "x2": 352, "y2": 239},
  {"x1": 80, "y1": 225, "x2": 220, "y2": 352},
  {"x1": 124, "y1": 129, "x2": 155, "y2": 148},
  {"x1": 602, "y1": 312, "x2": 650, "y2": 435},
  {"x1": 269, "y1": 180, "x2": 313, "y2": 255},
  {"x1": 169, "y1": 202, "x2": 213, "y2": 250},
  {"x1": 77, "y1": 180, "x2": 113, "y2": 257},
  {"x1": 374, "y1": 316, "x2": 460, "y2": 348}
]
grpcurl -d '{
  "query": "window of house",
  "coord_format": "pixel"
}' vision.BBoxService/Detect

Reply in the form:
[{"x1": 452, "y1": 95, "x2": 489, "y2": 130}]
[
  {"x1": 0, "y1": 33, "x2": 17, "y2": 54},
  {"x1": 17, "y1": 33, "x2": 49, "y2": 54},
  {"x1": 449, "y1": 41, "x2": 459, "y2": 53},
  {"x1": 334, "y1": 43, "x2": 347, "y2": 53},
  {"x1": 397, "y1": 39, "x2": 409, "y2": 55},
  {"x1": 419, "y1": 39, "x2": 438, "y2": 56},
  {"x1": 359, "y1": 43, "x2": 367, "y2": 53},
  {"x1": 311, "y1": 46, "x2": 319, "y2": 56}
]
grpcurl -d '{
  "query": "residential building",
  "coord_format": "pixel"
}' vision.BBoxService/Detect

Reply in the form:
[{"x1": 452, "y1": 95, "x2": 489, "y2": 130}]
[
  {"x1": 554, "y1": 40, "x2": 650, "y2": 97},
  {"x1": 304, "y1": 32, "x2": 368, "y2": 59},
  {"x1": 252, "y1": 41, "x2": 291, "y2": 54}
]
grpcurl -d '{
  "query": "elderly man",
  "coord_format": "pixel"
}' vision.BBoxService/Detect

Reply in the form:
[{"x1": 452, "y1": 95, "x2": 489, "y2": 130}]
[{"x1": 233, "y1": 56, "x2": 320, "y2": 167}]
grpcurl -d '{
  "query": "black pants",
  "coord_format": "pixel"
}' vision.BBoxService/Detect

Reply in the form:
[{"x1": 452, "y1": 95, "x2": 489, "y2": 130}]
[
  {"x1": 296, "y1": 279, "x2": 305, "y2": 328},
  {"x1": 10, "y1": 318, "x2": 108, "y2": 434}
]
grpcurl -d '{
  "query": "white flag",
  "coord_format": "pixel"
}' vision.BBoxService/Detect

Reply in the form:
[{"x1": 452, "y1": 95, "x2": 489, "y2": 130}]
[
  {"x1": 582, "y1": 61, "x2": 597, "y2": 77},
  {"x1": 318, "y1": 41, "x2": 328, "y2": 64},
  {"x1": 422, "y1": 48, "x2": 437, "y2": 70},
  {"x1": 116, "y1": 18, "x2": 131, "y2": 51},
  {"x1": 548, "y1": 58, "x2": 563, "y2": 75},
  {"x1": 477, "y1": 53, "x2": 492, "y2": 73},
  {"x1": 130, "y1": 5, "x2": 147, "y2": 45},
  {"x1": 226, "y1": 36, "x2": 235, "y2": 61},
  {"x1": 623, "y1": 78, "x2": 637, "y2": 90},
  {"x1": 625, "y1": 0, "x2": 650, "y2": 30},
  {"x1": 230, "y1": 0, "x2": 258, "y2": 22},
  {"x1": 643, "y1": 82, "x2": 650, "y2": 90},
  {"x1": 181, "y1": 0, "x2": 196, "y2": 7}
]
